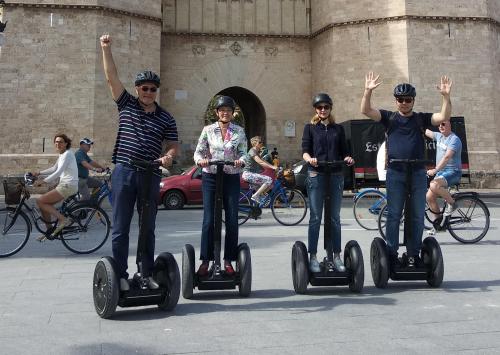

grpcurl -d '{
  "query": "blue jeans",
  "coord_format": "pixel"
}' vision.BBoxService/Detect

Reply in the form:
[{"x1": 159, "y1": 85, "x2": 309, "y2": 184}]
[
  {"x1": 111, "y1": 163, "x2": 160, "y2": 279},
  {"x1": 200, "y1": 172, "x2": 240, "y2": 261},
  {"x1": 306, "y1": 172, "x2": 344, "y2": 254},
  {"x1": 386, "y1": 167, "x2": 427, "y2": 257}
]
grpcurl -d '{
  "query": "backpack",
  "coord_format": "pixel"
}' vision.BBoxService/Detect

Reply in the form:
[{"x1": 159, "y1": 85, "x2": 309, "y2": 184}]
[{"x1": 384, "y1": 111, "x2": 428, "y2": 169}]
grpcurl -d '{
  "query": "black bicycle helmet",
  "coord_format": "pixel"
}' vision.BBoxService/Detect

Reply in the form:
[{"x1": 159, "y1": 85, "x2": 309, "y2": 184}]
[
  {"x1": 134, "y1": 70, "x2": 160, "y2": 87},
  {"x1": 312, "y1": 93, "x2": 333, "y2": 107},
  {"x1": 215, "y1": 96, "x2": 236, "y2": 111},
  {"x1": 393, "y1": 83, "x2": 416, "y2": 97}
]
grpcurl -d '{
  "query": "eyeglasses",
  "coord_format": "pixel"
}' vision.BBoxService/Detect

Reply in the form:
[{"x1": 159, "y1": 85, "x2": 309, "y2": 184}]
[
  {"x1": 396, "y1": 97, "x2": 413, "y2": 104},
  {"x1": 439, "y1": 122, "x2": 448, "y2": 127},
  {"x1": 316, "y1": 105, "x2": 331, "y2": 111},
  {"x1": 140, "y1": 86, "x2": 158, "y2": 93}
]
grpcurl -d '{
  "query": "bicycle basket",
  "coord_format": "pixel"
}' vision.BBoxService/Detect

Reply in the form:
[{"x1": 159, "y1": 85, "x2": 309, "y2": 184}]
[
  {"x1": 3, "y1": 180, "x2": 22, "y2": 205},
  {"x1": 281, "y1": 169, "x2": 296, "y2": 188}
]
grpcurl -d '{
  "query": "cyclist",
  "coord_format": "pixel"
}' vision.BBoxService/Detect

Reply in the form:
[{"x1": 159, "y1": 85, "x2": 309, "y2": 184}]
[
  {"x1": 33, "y1": 133, "x2": 79, "y2": 240},
  {"x1": 360, "y1": 72, "x2": 452, "y2": 268},
  {"x1": 242, "y1": 136, "x2": 278, "y2": 203},
  {"x1": 193, "y1": 95, "x2": 247, "y2": 277},
  {"x1": 75, "y1": 137, "x2": 106, "y2": 200},
  {"x1": 100, "y1": 34, "x2": 179, "y2": 291},
  {"x1": 425, "y1": 119, "x2": 462, "y2": 223},
  {"x1": 302, "y1": 93, "x2": 354, "y2": 273}
]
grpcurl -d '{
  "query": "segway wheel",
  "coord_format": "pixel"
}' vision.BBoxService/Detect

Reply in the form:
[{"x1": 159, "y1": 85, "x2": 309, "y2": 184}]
[
  {"x1": 182, "y1": 244, "x2": 195, "y2": 299},
  {"x1": 344, "y1": 240, "x2": 364, "y2": 293},
  {"x1": 291, "y1": 241, "x2": 309, "y2": 294},
  {"x1": 154, "y1": 252, "x2": 181, "y2": 311},
  {"x1": 93, "y1": 256, "x2": 119, "y2": 319},
  {"x1": 422, "y1": 237, "x2": 444, "y2": 288},
  {"x1": 237, "y1": 243, "x2": 252, "y2": 297},
  {"x1": 370, "y1": 237, "x2": 389, "y2": 289}
]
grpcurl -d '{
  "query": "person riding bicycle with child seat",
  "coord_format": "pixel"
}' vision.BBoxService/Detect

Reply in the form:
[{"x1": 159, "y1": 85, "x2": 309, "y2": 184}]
[
  {"x1": 360, "y1": 72, "x2": 452, "y2": 268},
  {"x1": 75, "y1": 137, "x2": 106, "y2": 201},
  {"x1": 242, "y1": 136, "x2": 278, "y2": 204},
  {"x1": 33, "y1": 133, "x2": 79, "y2": 241},
  {"x1": 194, "y1": 95, "x2": 247, "y2": 277},
  {"x1": 302, "y1": 93, "x2": 354, "y2": 273},
  {"x1": 425, "y1": 119, "x2": 462, "y2": 225}
]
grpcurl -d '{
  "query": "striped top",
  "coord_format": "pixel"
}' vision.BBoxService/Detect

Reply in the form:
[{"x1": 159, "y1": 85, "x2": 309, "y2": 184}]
[{"x1": 112, "y1": 90, "x2": 178, "y2": 167}]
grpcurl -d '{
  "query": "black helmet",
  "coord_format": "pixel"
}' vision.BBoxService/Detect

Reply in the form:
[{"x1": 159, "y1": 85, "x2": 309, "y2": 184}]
[
  {"x1": 215, "y1": 96, "x2": 236, "y2": 111},
  {"x1": 393, "y1": 83, "x2": 416, "y2": 97},
  {"x1": 312, "y1": 93, "x2": 333, "y2": 107},
  {"x1": 135, "y1": 70, "x2": 160, "y2": 87}
]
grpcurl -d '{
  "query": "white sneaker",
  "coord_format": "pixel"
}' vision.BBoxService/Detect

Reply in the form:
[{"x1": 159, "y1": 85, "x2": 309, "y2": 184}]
[
  {"x1": 120, "y1": 278, "x2": 130, "y2": 291},
  {"x1": 444, "y1": 202, "x2": 457, "y2": 216},
  {"x1": 427, "y1": 228, "x2": 436, "y2": 236},
  {"x1": 333, "y1": 256, "x2": 346, "y2": 272},
  {"x1": 309, "y1": 255, "x2": 320, "y2": 273}
]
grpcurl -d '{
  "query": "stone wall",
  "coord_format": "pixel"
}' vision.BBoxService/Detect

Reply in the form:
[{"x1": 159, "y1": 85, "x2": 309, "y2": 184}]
[
  {"x1": 0, "y1": 4, "x2": 161, "y2": 174},
  {"x1": 160, "y1": 34, "x2": 311, "y2": 165}
]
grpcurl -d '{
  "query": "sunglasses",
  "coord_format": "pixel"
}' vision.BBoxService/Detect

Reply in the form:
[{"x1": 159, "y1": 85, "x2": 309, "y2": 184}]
[
  {"x1": 140, "y1": 86, "x2": 158, "y2": 93},
  {"x1": 439, "y1": 122, "x2": 448, "y2": 127},
  {"x1": 396, "y1": 97, "x2": 413, "y2": 104},
  {"x1": 316, "y1": 105, "x2": 331, "y2": 111}
]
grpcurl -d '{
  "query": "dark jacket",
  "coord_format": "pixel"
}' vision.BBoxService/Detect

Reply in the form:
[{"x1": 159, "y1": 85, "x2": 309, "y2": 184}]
[{"x1": 301, "y1": 122, "x2": 350, "y2": 173}]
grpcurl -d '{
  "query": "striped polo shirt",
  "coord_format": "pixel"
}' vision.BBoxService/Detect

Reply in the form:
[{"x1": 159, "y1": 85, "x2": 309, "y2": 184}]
[{"x1": 112, "y1": 90, "x2": 178, "y2": 169}]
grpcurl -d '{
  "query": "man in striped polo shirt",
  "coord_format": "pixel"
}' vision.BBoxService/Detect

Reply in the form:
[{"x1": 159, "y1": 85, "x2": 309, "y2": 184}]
[{"x1": 100, "y1": 34, "x2": 179, "y2": 291}]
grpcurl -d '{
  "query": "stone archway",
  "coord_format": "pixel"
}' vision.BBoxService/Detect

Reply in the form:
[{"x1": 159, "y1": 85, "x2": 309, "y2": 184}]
[{"x1": 217, "y1": 86, "x2": 266, "y2": 144}]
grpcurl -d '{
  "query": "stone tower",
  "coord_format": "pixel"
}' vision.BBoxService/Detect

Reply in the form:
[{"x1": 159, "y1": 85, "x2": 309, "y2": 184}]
[{"x1": 0, "y1": 0, "x2": 499, "y2": 186}]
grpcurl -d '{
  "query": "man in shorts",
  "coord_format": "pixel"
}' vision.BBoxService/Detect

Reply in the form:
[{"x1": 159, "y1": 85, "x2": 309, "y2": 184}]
[{"x1": 425, "y1": 119, "x2": 462, "y2": 220}]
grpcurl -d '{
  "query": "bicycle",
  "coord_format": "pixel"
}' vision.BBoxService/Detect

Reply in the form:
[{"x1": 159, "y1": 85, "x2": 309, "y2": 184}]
[
  {"x1": 1, "y1": 174, "x2": 111, "y2": 257},
  {"x1": 424, "y1": 191, "x2": 490, "y2": 244},
  {"x1": 88, "y1": 167, "x2": 113, "y2": 207},
  {"x1": 353, "y1": 188, "x2": 387, "y2": 230},
  {"x1": 235, "y1": 169, "x2": 308, "y2": 226}
]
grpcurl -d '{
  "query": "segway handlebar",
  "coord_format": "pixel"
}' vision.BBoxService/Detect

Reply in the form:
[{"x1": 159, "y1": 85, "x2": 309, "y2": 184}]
[
  {"x1": 204, "y1": 160, "x2": 245, "y2": 168},
  {"x1": 129, "y1": 159, "x2": 162, "y2": 170},
  {"x1": 389, "y1": 158, "x2": 434, "y2": 165},
  {"x1": 316, "y1": 160, "x2": 347, "y2": 167}
]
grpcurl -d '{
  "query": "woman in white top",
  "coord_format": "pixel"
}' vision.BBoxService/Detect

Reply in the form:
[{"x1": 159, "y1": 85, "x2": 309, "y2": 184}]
[{"x1": 33, "y1": 133, "x2": 79, "y2": 239}]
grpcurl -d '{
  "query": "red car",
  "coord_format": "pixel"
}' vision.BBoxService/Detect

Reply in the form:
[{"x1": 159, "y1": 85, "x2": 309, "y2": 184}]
[{"x1": 159, "y1": 166, "x2": 263, "y2": 209}]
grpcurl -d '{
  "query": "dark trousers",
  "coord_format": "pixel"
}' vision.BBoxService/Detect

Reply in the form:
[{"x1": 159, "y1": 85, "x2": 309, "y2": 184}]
[
  {"x1": 111, "y1": 163, "x2": 160, "y2": 279},
  {"x1": 200, "y1": 172, "x2": 240, "y2": 261}
]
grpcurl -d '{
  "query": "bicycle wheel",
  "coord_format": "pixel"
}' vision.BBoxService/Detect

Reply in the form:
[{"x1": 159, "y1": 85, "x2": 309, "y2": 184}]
[
  {"x1": 353, "y1": 189, "x2": 386, "y2": 230},
  {"x1": 61, "y1": 205, "x2": 110, "y2": 254},
  {"x1": 0, "y1": 208, "x2": 30, "y2": 258},
  {"x1": 447, "y1": 196, "x2": 490, "y2": 243},
  {"x1": 271, "y1": 188, "x2": 307, "y2": 226},
  {"x1": 377, "y1": 204, "x2": 404, "y2": 241}
]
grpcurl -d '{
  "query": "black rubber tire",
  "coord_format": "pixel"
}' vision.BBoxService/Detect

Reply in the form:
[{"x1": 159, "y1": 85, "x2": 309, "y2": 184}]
[
  {"x1": 345, "y1": 240, "x2": 364, "y2": 293},
  {"x1": 422, "y1": 237, "x2": 444, "y2": 288},
  {"x1": 447, "y1": 196, "x2": 490, "y2": 244},
  {"x1": 155, "y1": 252, "x2": 181, "y2": 311},
  {"x1": 237, "y1": 243, "x2": 252, "y2": 297},
  {"x1": 62, "y1": 205, "x2": 110, "y2": 254},
  {"x1": 163, "y1": 190, "x2": 185, "y2": 210},
  {"x1": 223, "y1": 191, "x2": 251, "y2": 226},
  {"x1": 291, "y1": 241, "x2": 309, "y2": 294},
  {"x1": 93, "y1": 256, "x2": 119, "y2": 319},
  {"x1": 353, "y1": 189, "x2": 386, "y2": 230},
  {"x1": 0, "y1": 207, "x2": 30, "y2": 258},
  {"x1": 271, "y1": 188, "x2": 307, "y2": 226},
  {"x1": 182, "y1": 244, "x2": 195, "y2": 299},
  {"x1": 370, "y1": 237, "x2": 389, "y2": 289},
  {"x1": 377, "y1": 204, "x2": 405, "y2": 242}
]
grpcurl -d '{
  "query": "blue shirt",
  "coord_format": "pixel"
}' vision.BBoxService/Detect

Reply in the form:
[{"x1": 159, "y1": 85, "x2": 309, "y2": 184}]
[
  {"x1": 112, "y1": 90, "x2": 178, "y2": 167},
  {"x1": 301, "y1": 122, "x2": 349, "y2": 174},
  {"x1": 433, "y1": 131, "x2": 462, "y2": 172},
  {"x1": 75, "y1": 148, "x2": 92, "y2": 178},
  {"x1": 380, "y1": 110, "x2": 432, "y2": 170}
]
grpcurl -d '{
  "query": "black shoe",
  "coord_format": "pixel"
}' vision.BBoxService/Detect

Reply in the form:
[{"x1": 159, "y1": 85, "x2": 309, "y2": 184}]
[
  {"x1": 389, "y1": 254, "x2": 401, "y2": 269},
  {"x1": 147, "y1": 277, "x2": 160, "y2": 290},
  {"x1": 407, "y1": 255, "x2": 422, "y2": 268}
]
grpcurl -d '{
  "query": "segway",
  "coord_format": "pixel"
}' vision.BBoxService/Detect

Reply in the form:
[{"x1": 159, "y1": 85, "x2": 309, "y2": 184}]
[
  {"x1": 93, "y1": 160, "x2": 180, "y2": 318},
  {"x1": 370, "y1": 159, "x2": 444, "y2": 288},
  {"x1": 291, "y1": 161, "x2": 364, "y2": 294},
  {"x1": 182, "y1": 160, "x2": 251, "y2": 298}
]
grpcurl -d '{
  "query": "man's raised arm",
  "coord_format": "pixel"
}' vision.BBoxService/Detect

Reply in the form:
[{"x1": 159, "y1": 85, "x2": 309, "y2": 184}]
[
  {"x1": 431, "y1": 76, "x2": 452, "y2": 125},
  {"x1": 360, "y1": 71, "x2": 383, "y2": 121},
  {"x1": 100, "y1": 34, "x2": 125, "y2": 101}
]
